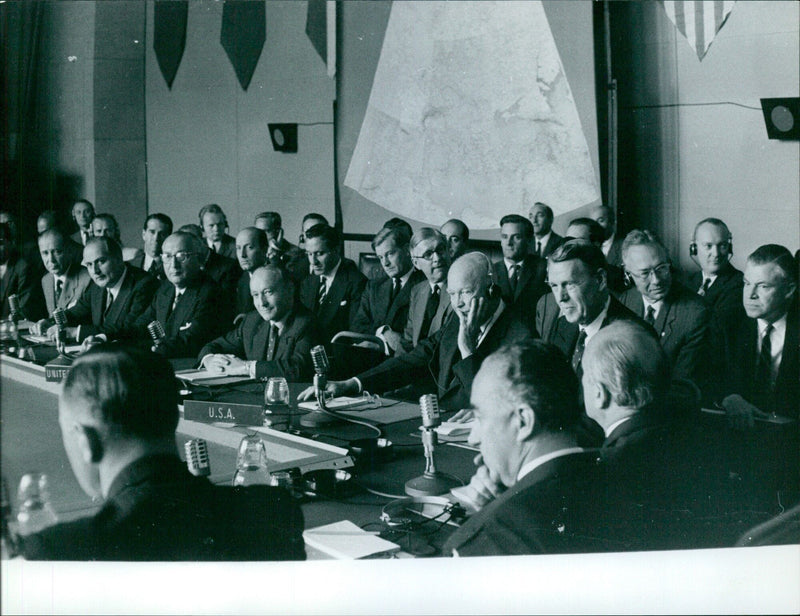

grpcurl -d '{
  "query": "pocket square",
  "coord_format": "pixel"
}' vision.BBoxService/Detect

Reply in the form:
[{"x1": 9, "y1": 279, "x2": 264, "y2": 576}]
[
  {"x1": 339, "y1": 300, "x2": 348, "y2": 306},
  {"x1": 180, "y1": 322, "x2": 192, "y2": 331}
]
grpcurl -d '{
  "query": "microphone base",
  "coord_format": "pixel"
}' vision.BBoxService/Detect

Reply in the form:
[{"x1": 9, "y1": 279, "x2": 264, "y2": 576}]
[
  {"x1": 300, "y1": 410, "x2": 341, "y2": 428},
  {"x1": 405, "y1": 472, "x2": 460, "y2": 497}
]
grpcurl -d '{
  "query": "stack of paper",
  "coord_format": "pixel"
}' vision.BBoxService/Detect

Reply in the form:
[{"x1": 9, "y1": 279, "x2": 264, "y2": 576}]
[{"x1": 303, "y1": 520, "x2": 400, "y2": 559}]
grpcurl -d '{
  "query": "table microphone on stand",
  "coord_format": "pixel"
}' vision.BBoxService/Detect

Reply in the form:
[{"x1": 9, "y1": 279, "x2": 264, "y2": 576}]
[
  {"x1": 405, "y1": 394, "x2": 460, "y2": 497},
  {"x1": 52, "y1": 307, "x2": 68, "y2": 355},
  {"x1": 300, "y1": 345, "x2": 339, "y2": 428},
  {"x1": 8, "y1": 294, "x2": 21, "y2": 324},
  {"x1": 147, "y1": 320, "x2": 166, "y2": 351},
  {"x1": 185, "y1": 439, "x2": 211, "y2": 477}
]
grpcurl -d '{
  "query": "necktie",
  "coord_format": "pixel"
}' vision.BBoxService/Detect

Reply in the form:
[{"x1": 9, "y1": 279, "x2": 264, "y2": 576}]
[
  {"x1": 755, "y1": 324, "x2": 774, "y2": 392},
  {"x1": 210, "y1": 243, "x2": 218, "y2": 253},
  {"x1": 390, "y1": 277, "x2": 402, "y2": 304},
  {"x1": 420, "y1": 285, "x2": 440, "y2": 339},
  {"x1": 645, "y1": 305, "x2": 656, "y2": 327},
  {"x1": 266, "y1": 323, "x2": 279, "y2": 361},
  {"x1": 536, "y1": 240, "x2": 542, "y2": 257},
  {"x1": 54, "y1": 279, "x2": 63, "y2": 305},
  {"x1": 148, "y1": 258, "x2": 161, "y2": 278},
  {"x1": 82, "y1": 230, "x2": 90, "y2": 245},
  {"x1": 316, "y1": 276, "x2": 327, "y2": 311},
  {"x1": 508, "y1": 263, "x2": 519, "y2": 295},
  {"x1": 572, "y1": 328, "x2": 587, "y2": 377},
  {"x1": 170, "y1": 291, "x2": 182, "y2": 318},
  {"x1": 698, "y1": 278, "x2": 711, "y2": 296},
  {"x1": 103, "y1": 290, "x2": 114, "y2": 317}
]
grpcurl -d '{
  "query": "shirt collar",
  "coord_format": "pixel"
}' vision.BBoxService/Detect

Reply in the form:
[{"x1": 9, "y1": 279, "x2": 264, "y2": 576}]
[
  {"x1": 321, "y1": 259, "x2": 342, "y2": 286},
  {"x1": 604, "y1": 415, "x2": 634, "y2": 438},
  {"x1": 503, "y1": 257, "x2": 523, "y2": 270},
  {"x1": 535, "y1": 231, "x2": 551, "y2": 246},
  {"x1": 517, "y1": 447, "x2": 586, "y2": 481},
  {"x1": 429, "y1": 281, "x2": 445, "y2": 293},
  {"x1": 396, "y1": 268, "x2": 414, "y2": 287},
  {"x1": 477, "y1": 300, "x2": 505, "y2": 345},
  {"x1": 601, "y1": 233, "x2": 615, "y2": 254},
  {"x1": 581, "y1": 296, "x2": 611, "y2": 341},
  {"x1": 642, "y1": 297, "x2": 664, "y2": 318},
  {"x1": 106, "y1": 267, "x2": 127, "y2": 300},
  {"x1": 758, "y1": 314, "x2": 787, "y2": 338}
]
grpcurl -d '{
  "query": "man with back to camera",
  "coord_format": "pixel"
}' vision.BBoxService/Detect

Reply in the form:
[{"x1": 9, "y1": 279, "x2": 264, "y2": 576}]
[
  {"x1": 686, "y1": 218, "x2": 745, "y2": 333},
  {"x1": 351, "y1": 223, "x2": 425, "y2": 354},
  {"x1": 441, "y1": 340, "x2": 612, "y2": 557},
  {"x1": 493, "y1": 214, "x2": 548, "y2": 332},
  {"x1": 620, "y1": 229, "x2": 711, "y2": 388},
  {"x1": 590, "y1": 205, "x2": 623, "y2": 267},
  {"x1": 32, "y1": 229, "x2": 91, "y2": 322},
  {"x1": 39, "y1": 237, "x2": 158, "y2": 346},
  {"x1": 18, "y1": 344, "x2": 305, "y2": 560},
  {"x1": 129, "y1": 213, "x2": 173, "y2": 281},
  {"x1": 299, "y1": 251, "x2": 533, "y2": 412},
  {"x1": 121, "y1": 231, "x2": 224, "y2": 358},
  {"x1": 233, "y1": 227, "x2": 269, "y2": 317},
  {"x1": 90, "y1": 213, "x2": 143, "y2": 263},
  {"x1": 399, "y1": 228, "x2": 453, "y2": 353},
  {"x1": 298, "y1": 224, "x2": 366, "y2": 346},
  {"x1": 199, "y1": 203, "x2": 236, "y2": 260},
  {"x1": 70, "y1": 199, "x2": 95, "y2": 247},
  {"x1": 198, "y1": 264, "x2": 320, "y2": 382},
  {"x1": 254, "y1": 211, "x2": 307, "y2": 281},
  {"x1": 440, "y1": 219, "x2": 470, "y2": 261},
  {"x1": 528, "y1": 202, "x2": 563, "y2": 259}
]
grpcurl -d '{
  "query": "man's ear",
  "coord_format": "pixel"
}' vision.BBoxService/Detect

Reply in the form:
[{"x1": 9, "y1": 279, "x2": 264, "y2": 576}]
[
  {"x1": 515, "y1": 404, "x2": 536, "y2": 442},
  {"x1": 595, "y1": 382, "x2": 611, "y2": 410},
  {"x1": 77, "y1": 425, "x2": 104, "y2": 464}
]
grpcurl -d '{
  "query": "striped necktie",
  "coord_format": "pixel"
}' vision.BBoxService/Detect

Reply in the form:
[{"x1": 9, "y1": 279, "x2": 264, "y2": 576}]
[
  {"x1": 572, "y1": 328, "x2": 587, "y2": 377},
  {"x1": 644, "y1": 305, "x2": 656, "y2": 327},
  {"x1": 698, "y1": 278, "x2": 711, "y2": 296},
  {"x1": 54, "y1": 278, "x2": 63, "y2": 304}
]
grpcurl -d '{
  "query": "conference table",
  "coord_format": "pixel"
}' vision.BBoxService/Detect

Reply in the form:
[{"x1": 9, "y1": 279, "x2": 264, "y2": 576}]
[{"x1": 1, "y1": 348, "x2": 477, "y2": 558}]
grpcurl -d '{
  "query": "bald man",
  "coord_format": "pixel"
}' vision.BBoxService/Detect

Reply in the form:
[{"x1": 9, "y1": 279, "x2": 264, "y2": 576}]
[{"x1": 234, "y1": 227, "x2": 269, "y2": 317}]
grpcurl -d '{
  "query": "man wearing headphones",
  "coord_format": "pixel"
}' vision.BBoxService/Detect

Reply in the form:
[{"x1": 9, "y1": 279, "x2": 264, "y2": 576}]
[
  {"x1": 620, "y1": 230, "x2": 711, "y2": 388},
  {"x1": 686, "y1": 218, "x2": 744, "y2": 334},
  {"x1": 299, "y1": 251, "x2": 533, "y2": 412},
  {"x1": 199, "y1": 204, "x2": 236, "y2": 260}
]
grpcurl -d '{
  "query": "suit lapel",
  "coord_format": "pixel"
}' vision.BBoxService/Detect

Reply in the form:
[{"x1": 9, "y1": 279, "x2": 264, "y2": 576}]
[
  {"x1": 554, "y1": 316, "x2": 578, "y2": 357},
  {"x1": 412, "y1": 284, "x2": 430, "y2": 345},
  {"x1": 494, "y1": 262, "x2": 512, "y2": 300},
  {"x1": 775, "y1": 311, "x2": 798, "y2": 392},
  {"x1": 250, "y1": 317, "x2": 271, "y2": 360},
  {"x1": 169, "y1": 285, "x2": 197, "y2": 334},
  {"x1": 105, "y1": 270, "x2": 134, "y2": 326},
  {"x1": 91, "y1": 284, "x2": 105, "y2": 325},
  {"x1": 321, "y1": 266, "x2": 347, "y2": 322},
  {"x1": 43, "y1": 273, "x2": 56, "y2": 313},
  {"x1": 431, "y1": 285, "x2": 452, "y2": 334},
  {"x1": 437, "y1": 313, "x2": 461, "y2": 394},
  {"x1": 376, "y1": 277, "x2": 393, "y2": 324},
  {"x1": 516, "y1": 257, "x2": 536, "y2": 301}
]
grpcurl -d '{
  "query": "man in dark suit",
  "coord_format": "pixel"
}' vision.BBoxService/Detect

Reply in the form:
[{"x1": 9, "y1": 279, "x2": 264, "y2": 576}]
[
  {"x1": 620, "y1": 229, "x2": 711, "y2": 387},
  {"x1": 178, "y1": 223, "x2": 239, "y2": 316},
  {"x1": 528, "y1": 202, "x2": 563, "y2": 259},
  {"x1": 90, "y1": 213, "x2": 143, "y2": 263},
  {"x1": 300, "y1": 252, "x2": 533, "y2": 412},
  {"x1": 536, "y1": 239, "x2": 642, "y2": 381},
  {"x1": 128, "y1": 213, "x2": 173, "y2": 281},
  {"x1": 493, "y1": 214, "x2": 547, "y2": 331},
  {"x1": 400, "y1": 228, "x2": 453, "y2": 352},
  {"x1": 37, "y1": 211, "x2": 83, "y2": 266},
  {"x1": 255, "y1": 211, "x2": 307, "y2": 282},
  {"x1": 19, "y1": 345, "x2": 305, "y2": 560},
  {"x1": 35, "y1": 229, "x2": 91, "y2": 317},
  {"x1": 0, "y1": 222, "x2": 46, "y2": 321},
  {"x1": 442, "y1": 340, "x2": 612, "y2": 557},
  {"x1": 351, "y1": 224, "x2": 425, "y2": 354},
  {"x1": 298, "y1": 224, "x2": 366, "y2": 346},
  {"x1": 199, "y1": 264, "x2": 320, "y2": 381},
  {"x1": 199, "y1": 203, "x2": 236, "y2": 259},
  {"x1": 591, "y1": 205, "x2": 623, "y2": 267},
  {"x1": 233, "y1": 227, "x2": 268, "y2": 316},
  {"x1": 440, "y1": 219, "x2": 469, "y2": 261},
  {"x1": 41, "y1": 237, "x2": 158, "y2": 345},
  {"x1": 124, "y1": 232, "x2": 225, "y2": 358},
  {"x1": 69, "y1": 199, "x2": 95, "y2": 247},
  {"x1": 686, "y1": 218, "x2": 744, "y2": 333}
]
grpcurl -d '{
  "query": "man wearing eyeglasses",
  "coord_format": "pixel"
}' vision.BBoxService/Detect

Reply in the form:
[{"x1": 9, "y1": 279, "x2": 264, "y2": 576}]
[
  {"x1": 37, "y1": 236, "x2": 158, "y2": 346},
  {"x1": 124, "y1": 232, "x2": 225, "y2": 358},
  {"x1": 620, "y1": 229, "x2": 711, "y2": 387}
]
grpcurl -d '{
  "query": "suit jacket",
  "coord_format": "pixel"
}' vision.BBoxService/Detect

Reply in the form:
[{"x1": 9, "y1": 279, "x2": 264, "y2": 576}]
[
  {"x1": 1, "y1": 252, "x2": 46, "y2": 320},
  {"x1": 21, "y1": 455, "x2": 305, "y2": 561},
  {"x1": 351, "y1": 269, "x2": 426, "y2": 337},
  {"x1": 620, "y1": 283, "x2": 711, "y2": 385},
  {"x1": 235, "y1": 270, "x2": 253, "y2": 315},
  {"x1": 129, "y1": 252, "x2": 166, "y2": 281},
  {"x1": 198, "y1": 306, "x2": 321, "y2": 381},
  {"x1": 604, "y1": 236, "x2": 623, "y2": 267},
  {"x1": 127, "y1": 274, "x2": 225, "y2": 358},
  {"x1": 202, "y1": 251, "x2": 239, "y2": 322},
  {"x1": 71, "y1": 229, "x2": 92, "y2": 246},
  {"x1": 41, "y1": 264, "x2": 91, "y2": 314},
  {"x1": 66, "y1": 266, "x2": 159, "y2": 342},
  {"x1": 493, "y1": 255, "x2": 548, "y2": 331},
  {"x1": 400, "y1": 280, "x2": 452, "y2": 352},
  {"x1": 442, "y1": 451, "x2": 617, "y2": 556},
  {"x1": 532, "y1": 232, "x2": 564, "y2": 259},
  {"x1": 713, "y1": 308, "x2": 799, "y2": 420},
  {"x1": 298, "y1": 258, "x2": 367, "y2": 344},
  {"x1": 359, "y1": 304, "x2": 533, "y2": 411},
  {"x1": 209, "y1": 234, "x2": 236, "y2": 260},
  {"x1": 269, "y1": 237, "x2": 308, "y2": 282},
  {"x1": 536, "y1": 293, "x2": 644, "y2": 361},
  {"x1": 686, "y1": 263, "x2": 745, "y2": 334}
]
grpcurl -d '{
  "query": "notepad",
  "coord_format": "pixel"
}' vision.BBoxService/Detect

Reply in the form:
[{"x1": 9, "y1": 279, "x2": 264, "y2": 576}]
[
  {"x1": 303, "y1": 520, "x2": 400, "y2": 559},
  {"x1": 174, "y1": 368, "x2": 253, "y2": 386}
]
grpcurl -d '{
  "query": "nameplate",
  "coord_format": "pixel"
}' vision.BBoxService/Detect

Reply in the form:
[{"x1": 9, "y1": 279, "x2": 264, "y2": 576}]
[
  {"x1": 183, "y1": 399, "x2": 265, "y2": 426},
  {"x1": 45, "y1": 356, "x2": 73, "y2": 382}
]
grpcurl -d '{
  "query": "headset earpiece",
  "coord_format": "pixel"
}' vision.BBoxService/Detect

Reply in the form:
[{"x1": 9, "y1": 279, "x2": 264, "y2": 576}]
[
  {"x1": 689, "y1": 242, "x2": 697, "y2": 257},
  {"x1": 623, "y1": 270, "x2": 633, "y2": 287}
]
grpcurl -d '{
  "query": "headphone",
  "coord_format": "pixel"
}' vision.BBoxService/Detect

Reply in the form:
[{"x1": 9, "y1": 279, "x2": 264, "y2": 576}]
[{"x1": 475, "y1": 251, "x2": 502, "y2": 301}]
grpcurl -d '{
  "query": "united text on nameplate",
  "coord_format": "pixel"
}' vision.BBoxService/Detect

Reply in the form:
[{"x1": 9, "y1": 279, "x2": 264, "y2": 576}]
[{"x1": 183, "y1": 399, "x2": 264, "y2": 426}]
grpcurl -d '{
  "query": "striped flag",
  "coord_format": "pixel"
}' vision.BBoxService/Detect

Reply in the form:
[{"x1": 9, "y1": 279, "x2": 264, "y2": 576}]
[{"x1": 660, "y1": 1, "x2": 736, "y2": 61}]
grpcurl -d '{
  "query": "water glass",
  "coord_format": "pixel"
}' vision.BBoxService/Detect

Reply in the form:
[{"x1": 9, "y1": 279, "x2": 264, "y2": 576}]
[{"x1": 265, "y1": 377, "x2": 290, "y2": 410}]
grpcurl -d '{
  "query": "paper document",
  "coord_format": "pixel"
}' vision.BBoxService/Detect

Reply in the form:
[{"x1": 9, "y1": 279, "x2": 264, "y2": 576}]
[
  {"x1": 303, "y1": 520, "x2": 400, "y2": 559},
  {"x1": 298, "y1": 396, "x2": 376, "y2": 412},
  {"x1": 174, "y1": 368, "x2": 252, "y2": 386},
  {"x1": 701, "y1": 408, "x2": 795, "y2": 425}
]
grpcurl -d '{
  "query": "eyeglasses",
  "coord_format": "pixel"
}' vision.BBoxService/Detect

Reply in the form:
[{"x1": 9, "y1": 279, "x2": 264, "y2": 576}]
[
  {"x1": 161, "y1": 251, "x2": 195, "y2": 264},
  {"x1": 413, "y1": 245, "x2": 447, "y2": 261},
  {"x1": 627, "y1": 263, "x2": 671, "y2": 281}
]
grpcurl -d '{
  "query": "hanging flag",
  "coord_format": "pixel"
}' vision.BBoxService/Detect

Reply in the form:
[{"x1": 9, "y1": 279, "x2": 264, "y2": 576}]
[
  {"x1": 153, "y1": 0, "x2": 188, "y2": 88},
  {"x1": 220, "y1": 0, "x2": 266, "y2": 90},
  {"x1": 659, "y1": 1, "x2": 736, "y2": 61},
  {"x1": 306, "y1": 0, "x2": 336, "y2": 77}
]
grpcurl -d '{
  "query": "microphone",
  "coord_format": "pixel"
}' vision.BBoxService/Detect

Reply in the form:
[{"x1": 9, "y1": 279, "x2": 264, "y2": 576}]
[
  {"x1": 147, "y1": 320, "x2": 166, "y2": 348},
  {"x1": 7, "y1": 294, "x2": 20, "y2": 322},
  {"x1": 300, "y1": 345, "x2": 338, "y2": 428},
  {"x1": 52, "y1": 307, "x2": 67, "y2": 354},
  {"x1": 184, "y1": 439, "x2": 211, "y2": 477},
  {"x1": 404, "y1": 394, "x2": 460, "y2": 497}
]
